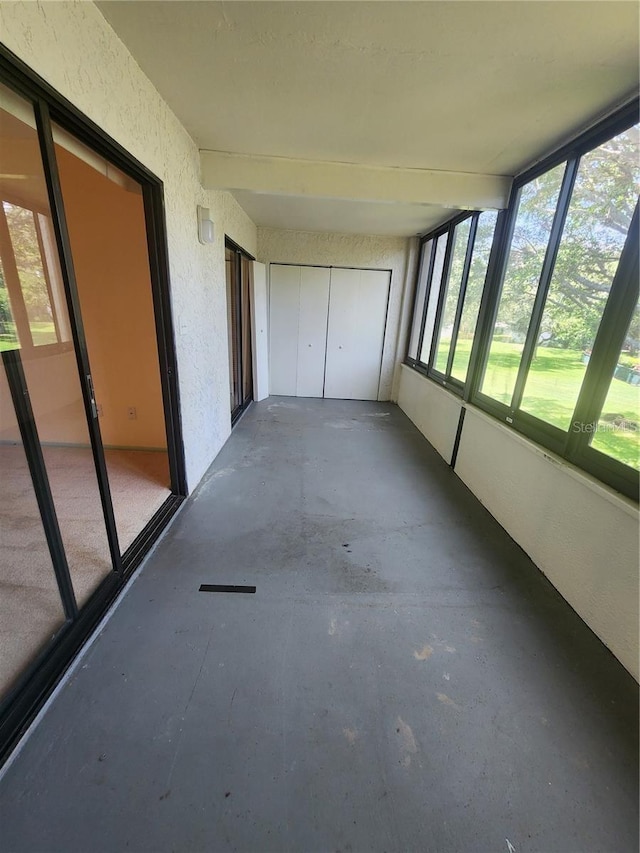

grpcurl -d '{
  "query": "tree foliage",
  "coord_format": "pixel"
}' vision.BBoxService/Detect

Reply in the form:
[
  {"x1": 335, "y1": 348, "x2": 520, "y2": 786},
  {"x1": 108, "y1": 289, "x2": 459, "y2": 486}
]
[
  {"x1": 493, "y1": 125, "x2": 639, "y2": 352},
  {"x1": 3, "y1": 202, "x2": 52, "y2": 323}
]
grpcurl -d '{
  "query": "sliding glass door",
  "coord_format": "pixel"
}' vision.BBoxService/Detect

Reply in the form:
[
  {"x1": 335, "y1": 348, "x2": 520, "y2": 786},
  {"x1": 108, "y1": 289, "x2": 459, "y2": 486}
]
[
  {"x1": 54, "y1": 126, "x2": 172, "y2": 556},
  {"x1": 225, "y1": 240, "x2": 253, "y2": 424},
  {"x1": 0, "y1": 49, "x2": 185, "y2": 762},
  {"x1": 0, "y1": 82, "x2": 117, "y2": 695}
]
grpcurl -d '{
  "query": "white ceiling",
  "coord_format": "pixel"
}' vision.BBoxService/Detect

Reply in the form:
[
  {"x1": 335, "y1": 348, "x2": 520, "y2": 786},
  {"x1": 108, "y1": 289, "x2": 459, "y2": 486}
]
[{"x1": 97, "y1": 1, "x2": 639, "y2": 237}]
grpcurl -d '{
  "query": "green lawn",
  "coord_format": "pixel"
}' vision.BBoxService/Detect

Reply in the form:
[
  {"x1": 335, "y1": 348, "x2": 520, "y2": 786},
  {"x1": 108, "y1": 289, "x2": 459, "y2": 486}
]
[
  {"x1": 0, "y1": 321, "x2": 57, "y2": 351},
  {"x1": 446, "y1": 338, "x2": 639, "y2": 469}
]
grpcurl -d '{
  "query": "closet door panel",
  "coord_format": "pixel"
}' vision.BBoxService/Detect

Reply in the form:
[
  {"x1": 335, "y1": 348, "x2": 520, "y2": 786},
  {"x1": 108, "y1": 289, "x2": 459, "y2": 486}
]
[
  {"x1": 269, "y1": 264, "x2": 300, "y2": 396},
  {"x1": 324, "y1": 268, "x2": 390, "y2": 400},
  {"x1": 296, "y1": 266, "x2": 330, "y2": 397}
]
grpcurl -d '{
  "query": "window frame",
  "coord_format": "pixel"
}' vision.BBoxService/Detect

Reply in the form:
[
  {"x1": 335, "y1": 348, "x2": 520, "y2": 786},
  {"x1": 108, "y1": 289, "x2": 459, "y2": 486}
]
[
  {"x1": 404, "y1": 97, "x2": 640, "y2": 501},
  {"x1": 406, "y1": 210, "x2": 486, "y2": 396}
]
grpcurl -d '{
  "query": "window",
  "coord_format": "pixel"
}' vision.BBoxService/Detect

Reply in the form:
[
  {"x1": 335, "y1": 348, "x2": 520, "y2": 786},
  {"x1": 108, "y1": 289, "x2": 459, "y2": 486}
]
[
  {"x1": 589, "y1": 300, "x2": 640, "y2": 471},
  {"x1": 0, "y1": 202, "x2": 70, "y2": 351},
  {"x1": 480, "y1": 164, "x2": 565, "y2": 404},
  {"x1": 406, "y1": 239, "x2": 432, "y2": 361},
  {"x1": 433, "y1": 217, "x2": 472, "y2": 374},
  {"x1": 419, "y1": 233, "x2": 448, "y2": 365},
  {"x1": 404, "y1": 104, "x2": 639, "y2": 500},
  {"x1": 408, "y1": 211, "x2": 497, "y2": 389},
  {"x1": 451, "y1": 211, "x2": 497, "y2": 383},
  {"x1": 519, "y1": 127, "x2": 639, "y2": 430}
]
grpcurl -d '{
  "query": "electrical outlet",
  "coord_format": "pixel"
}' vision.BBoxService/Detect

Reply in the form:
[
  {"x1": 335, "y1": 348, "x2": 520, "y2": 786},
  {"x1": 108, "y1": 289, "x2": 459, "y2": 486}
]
[{"x1": 127, "y1": 406, "x2": 137, "y2": 420}]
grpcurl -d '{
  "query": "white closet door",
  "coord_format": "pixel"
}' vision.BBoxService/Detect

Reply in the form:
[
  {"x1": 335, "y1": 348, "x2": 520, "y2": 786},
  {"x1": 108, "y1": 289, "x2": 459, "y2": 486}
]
[
  {"x1": 251, "y1": 262, "x2": 269, "y2": 401},
  {"x1": 296, "y1": 266, "x2": 330, "y2": 397},
  {"x1": 324, "y1": 268, "x2": 390, "y2": 400},
  {"x1": 269, "y1": 264, "x2": 300, "y2": 396}
]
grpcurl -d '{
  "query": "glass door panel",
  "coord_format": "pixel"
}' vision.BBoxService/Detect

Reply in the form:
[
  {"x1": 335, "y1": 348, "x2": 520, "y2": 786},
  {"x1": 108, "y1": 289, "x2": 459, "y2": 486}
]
[
  {"x1": 226, "y1": 245, "x2": 243, "y2": 419},
  {"x1": 0, "y1": 83, "x2": 114, "y2": 606},
  {"x1": 53, "y1": 127, "x2": 171, "y2": 554},
  {"x1": 240, "y1": 254, "x2": 253, "y2": 408},
  {"x1": 0, "y1": 363, "x2": 66, "y2": 700}
]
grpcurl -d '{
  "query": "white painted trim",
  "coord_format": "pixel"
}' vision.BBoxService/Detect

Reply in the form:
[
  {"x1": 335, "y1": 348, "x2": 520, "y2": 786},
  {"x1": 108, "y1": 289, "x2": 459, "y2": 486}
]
[{"x1": 250, "y1": 262, "x2": 269, "y2": 401}]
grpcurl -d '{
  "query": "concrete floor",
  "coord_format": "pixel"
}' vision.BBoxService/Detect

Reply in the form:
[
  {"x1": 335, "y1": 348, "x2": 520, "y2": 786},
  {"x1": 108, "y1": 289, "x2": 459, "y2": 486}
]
[{"x1": 0, "y1": 398, "x2": 637, "y2": 853}]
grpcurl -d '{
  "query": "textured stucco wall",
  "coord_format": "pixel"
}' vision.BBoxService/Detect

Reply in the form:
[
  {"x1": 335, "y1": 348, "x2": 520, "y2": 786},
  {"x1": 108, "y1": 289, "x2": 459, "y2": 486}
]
[
  {"x1": 0, "y1": 0, "x2": 257, "y2": 490},
  {"x1": 257, "y1": 227, "x2": 410, "y2": 400},
  {"x1": 397, "y1": 366, "x2": 640, "y2": 680}
]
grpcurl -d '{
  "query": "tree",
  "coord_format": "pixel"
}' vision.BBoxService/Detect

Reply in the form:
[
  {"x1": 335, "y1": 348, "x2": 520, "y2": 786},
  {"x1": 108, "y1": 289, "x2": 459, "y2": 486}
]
[
  {"x1": 3, "y1": 202, "x2": 52, "y2": 323},
  {"x1": 493, "y1": 124, "x2": 639, "y2": 351}
]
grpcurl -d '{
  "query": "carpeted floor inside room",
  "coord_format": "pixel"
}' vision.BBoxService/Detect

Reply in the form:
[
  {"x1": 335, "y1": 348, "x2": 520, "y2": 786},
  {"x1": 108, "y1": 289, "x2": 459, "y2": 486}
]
[{"x1": 0, "y1": 444, "x2": 170, "y2": 697}]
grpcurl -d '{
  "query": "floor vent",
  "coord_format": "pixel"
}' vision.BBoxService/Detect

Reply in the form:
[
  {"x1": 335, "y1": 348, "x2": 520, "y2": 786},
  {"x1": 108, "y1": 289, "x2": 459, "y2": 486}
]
[{"x1": 199, "y1": 584, "x2": 256, "y2": 594}]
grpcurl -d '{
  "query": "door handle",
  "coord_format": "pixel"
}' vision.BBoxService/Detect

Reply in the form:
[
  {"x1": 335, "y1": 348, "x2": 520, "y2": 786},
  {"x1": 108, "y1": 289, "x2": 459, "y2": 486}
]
[{"x1": 86, "y1": 374, "x2": 98, "y2": 420}]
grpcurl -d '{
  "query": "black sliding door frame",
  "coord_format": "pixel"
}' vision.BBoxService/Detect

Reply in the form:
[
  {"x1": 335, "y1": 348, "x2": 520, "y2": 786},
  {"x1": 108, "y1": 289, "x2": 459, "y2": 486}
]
[
  {"x1": 0, "y1": 44, "x2": 187, "y2": 764},
  {"x1": 226, "y1": 236, "x2": 255, "y2": 425},
  {"x1": 35, "y1": 97, "x2": 123, "y2": 574}
]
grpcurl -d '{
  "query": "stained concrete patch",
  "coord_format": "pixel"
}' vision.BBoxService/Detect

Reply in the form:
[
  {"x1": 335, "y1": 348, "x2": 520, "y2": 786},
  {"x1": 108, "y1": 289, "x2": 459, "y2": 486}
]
[
  {"x1": 395, "y1": 716, "x2": 418, "y2": 767},
  {"x1": 413, "y1": 644, "x2": 433, "y2": 661},
  {"x1": 343, "y1": 728, "x2": 358, "y2": 745},
  {"x1": 437, "y1": 693, "x2": 462, "y2": 711}
]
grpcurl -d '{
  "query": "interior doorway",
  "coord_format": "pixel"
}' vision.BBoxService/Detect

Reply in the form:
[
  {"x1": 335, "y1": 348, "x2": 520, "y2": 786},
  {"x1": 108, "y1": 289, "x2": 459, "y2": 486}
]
[{"x1": 225, "y1": 238, "x2": 253, "y2": 424}]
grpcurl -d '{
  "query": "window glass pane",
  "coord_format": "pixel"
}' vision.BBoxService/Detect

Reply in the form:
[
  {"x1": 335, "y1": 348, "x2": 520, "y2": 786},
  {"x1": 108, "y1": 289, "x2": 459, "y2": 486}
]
[
  {"x1": 407, "y1": 239, "x2": 432, "y2": 360},
  {"x1": 4, "y1": 203, "x2": 57, "y2": 346},
  {"x1": 0, "y1": 81, "x2": 114, "y2": 604},
  {"x1": 520, "y1": 125, "x2": 640, "y2": 429},
  {"x1": 419, "y1": 232, "x2": 448, "y2": 365},
  {"x1": 589, "y1": 300, "x2": 640, "y2": 470},
  {"x1": 481, "y1": 163, "x2": 566, "y2": 404},
  {"x1": 0, "y1": 365, "x2": 66, "y2": 700},
  {"x1": 0, "y1": 253, "x2": 19, "y2": 351},
  {"x1": 434, "y1": 218, "x2": 472, "y2": 374},
  {"x1": 451, "y1": 211, "x2": 498, "y2": 383},
  {"x1": 54, "y1": 123, "x2": 171, "y2": 556}
]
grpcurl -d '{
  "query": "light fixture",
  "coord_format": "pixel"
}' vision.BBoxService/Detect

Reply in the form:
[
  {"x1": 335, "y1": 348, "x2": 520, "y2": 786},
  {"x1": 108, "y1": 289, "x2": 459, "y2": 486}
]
[{"x1": 197, "y1": 205, "x2": 214, "y2": 244}]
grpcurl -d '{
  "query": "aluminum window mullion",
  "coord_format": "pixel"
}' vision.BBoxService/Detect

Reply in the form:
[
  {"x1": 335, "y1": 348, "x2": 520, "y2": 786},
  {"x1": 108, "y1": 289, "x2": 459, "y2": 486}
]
[
  {"x1": 510, "y1": 158, "x2": 580, "y2": 413},
  {"x1": 445, "y1": 214, "x2": 478, "y2": 378}
]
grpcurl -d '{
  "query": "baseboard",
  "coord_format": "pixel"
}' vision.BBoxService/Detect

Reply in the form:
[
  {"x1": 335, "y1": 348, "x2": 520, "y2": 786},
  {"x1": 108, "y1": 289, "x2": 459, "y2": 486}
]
[{"x1": 0, "y1": 440, "x2": 167, "y2": 452}]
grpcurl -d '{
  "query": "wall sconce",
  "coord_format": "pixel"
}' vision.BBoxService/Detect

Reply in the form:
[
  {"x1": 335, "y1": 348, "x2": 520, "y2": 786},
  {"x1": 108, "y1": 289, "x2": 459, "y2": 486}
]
[{"x1": 197, "y1": 205, "x2": 215, "y2": 244}]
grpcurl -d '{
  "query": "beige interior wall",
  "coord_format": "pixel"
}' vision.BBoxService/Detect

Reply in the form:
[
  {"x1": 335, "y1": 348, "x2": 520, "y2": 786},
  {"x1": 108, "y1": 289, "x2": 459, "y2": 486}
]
[
  {"x1": 56, "y1": 145, "x2": 167, "y2": 449},
  {"x1": 0, "y1": 148, "x2": 167, "y2": 450}
]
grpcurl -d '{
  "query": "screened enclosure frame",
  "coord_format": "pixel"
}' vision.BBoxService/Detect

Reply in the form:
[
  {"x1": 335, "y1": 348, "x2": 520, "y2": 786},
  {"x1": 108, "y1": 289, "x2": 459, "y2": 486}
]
[
  {"x1": 0, "y1": 44, "x2": 187, "y2": 764},
  {"x1": 405, "y1": 97, "x2": 640, "y2": 501}
]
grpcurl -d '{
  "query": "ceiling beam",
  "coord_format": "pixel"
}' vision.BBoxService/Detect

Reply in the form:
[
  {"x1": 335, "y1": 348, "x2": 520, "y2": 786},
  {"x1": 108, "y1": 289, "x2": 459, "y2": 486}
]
[{"x1": 200, "y1": 149, "x2": 512, "y2": 211}]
